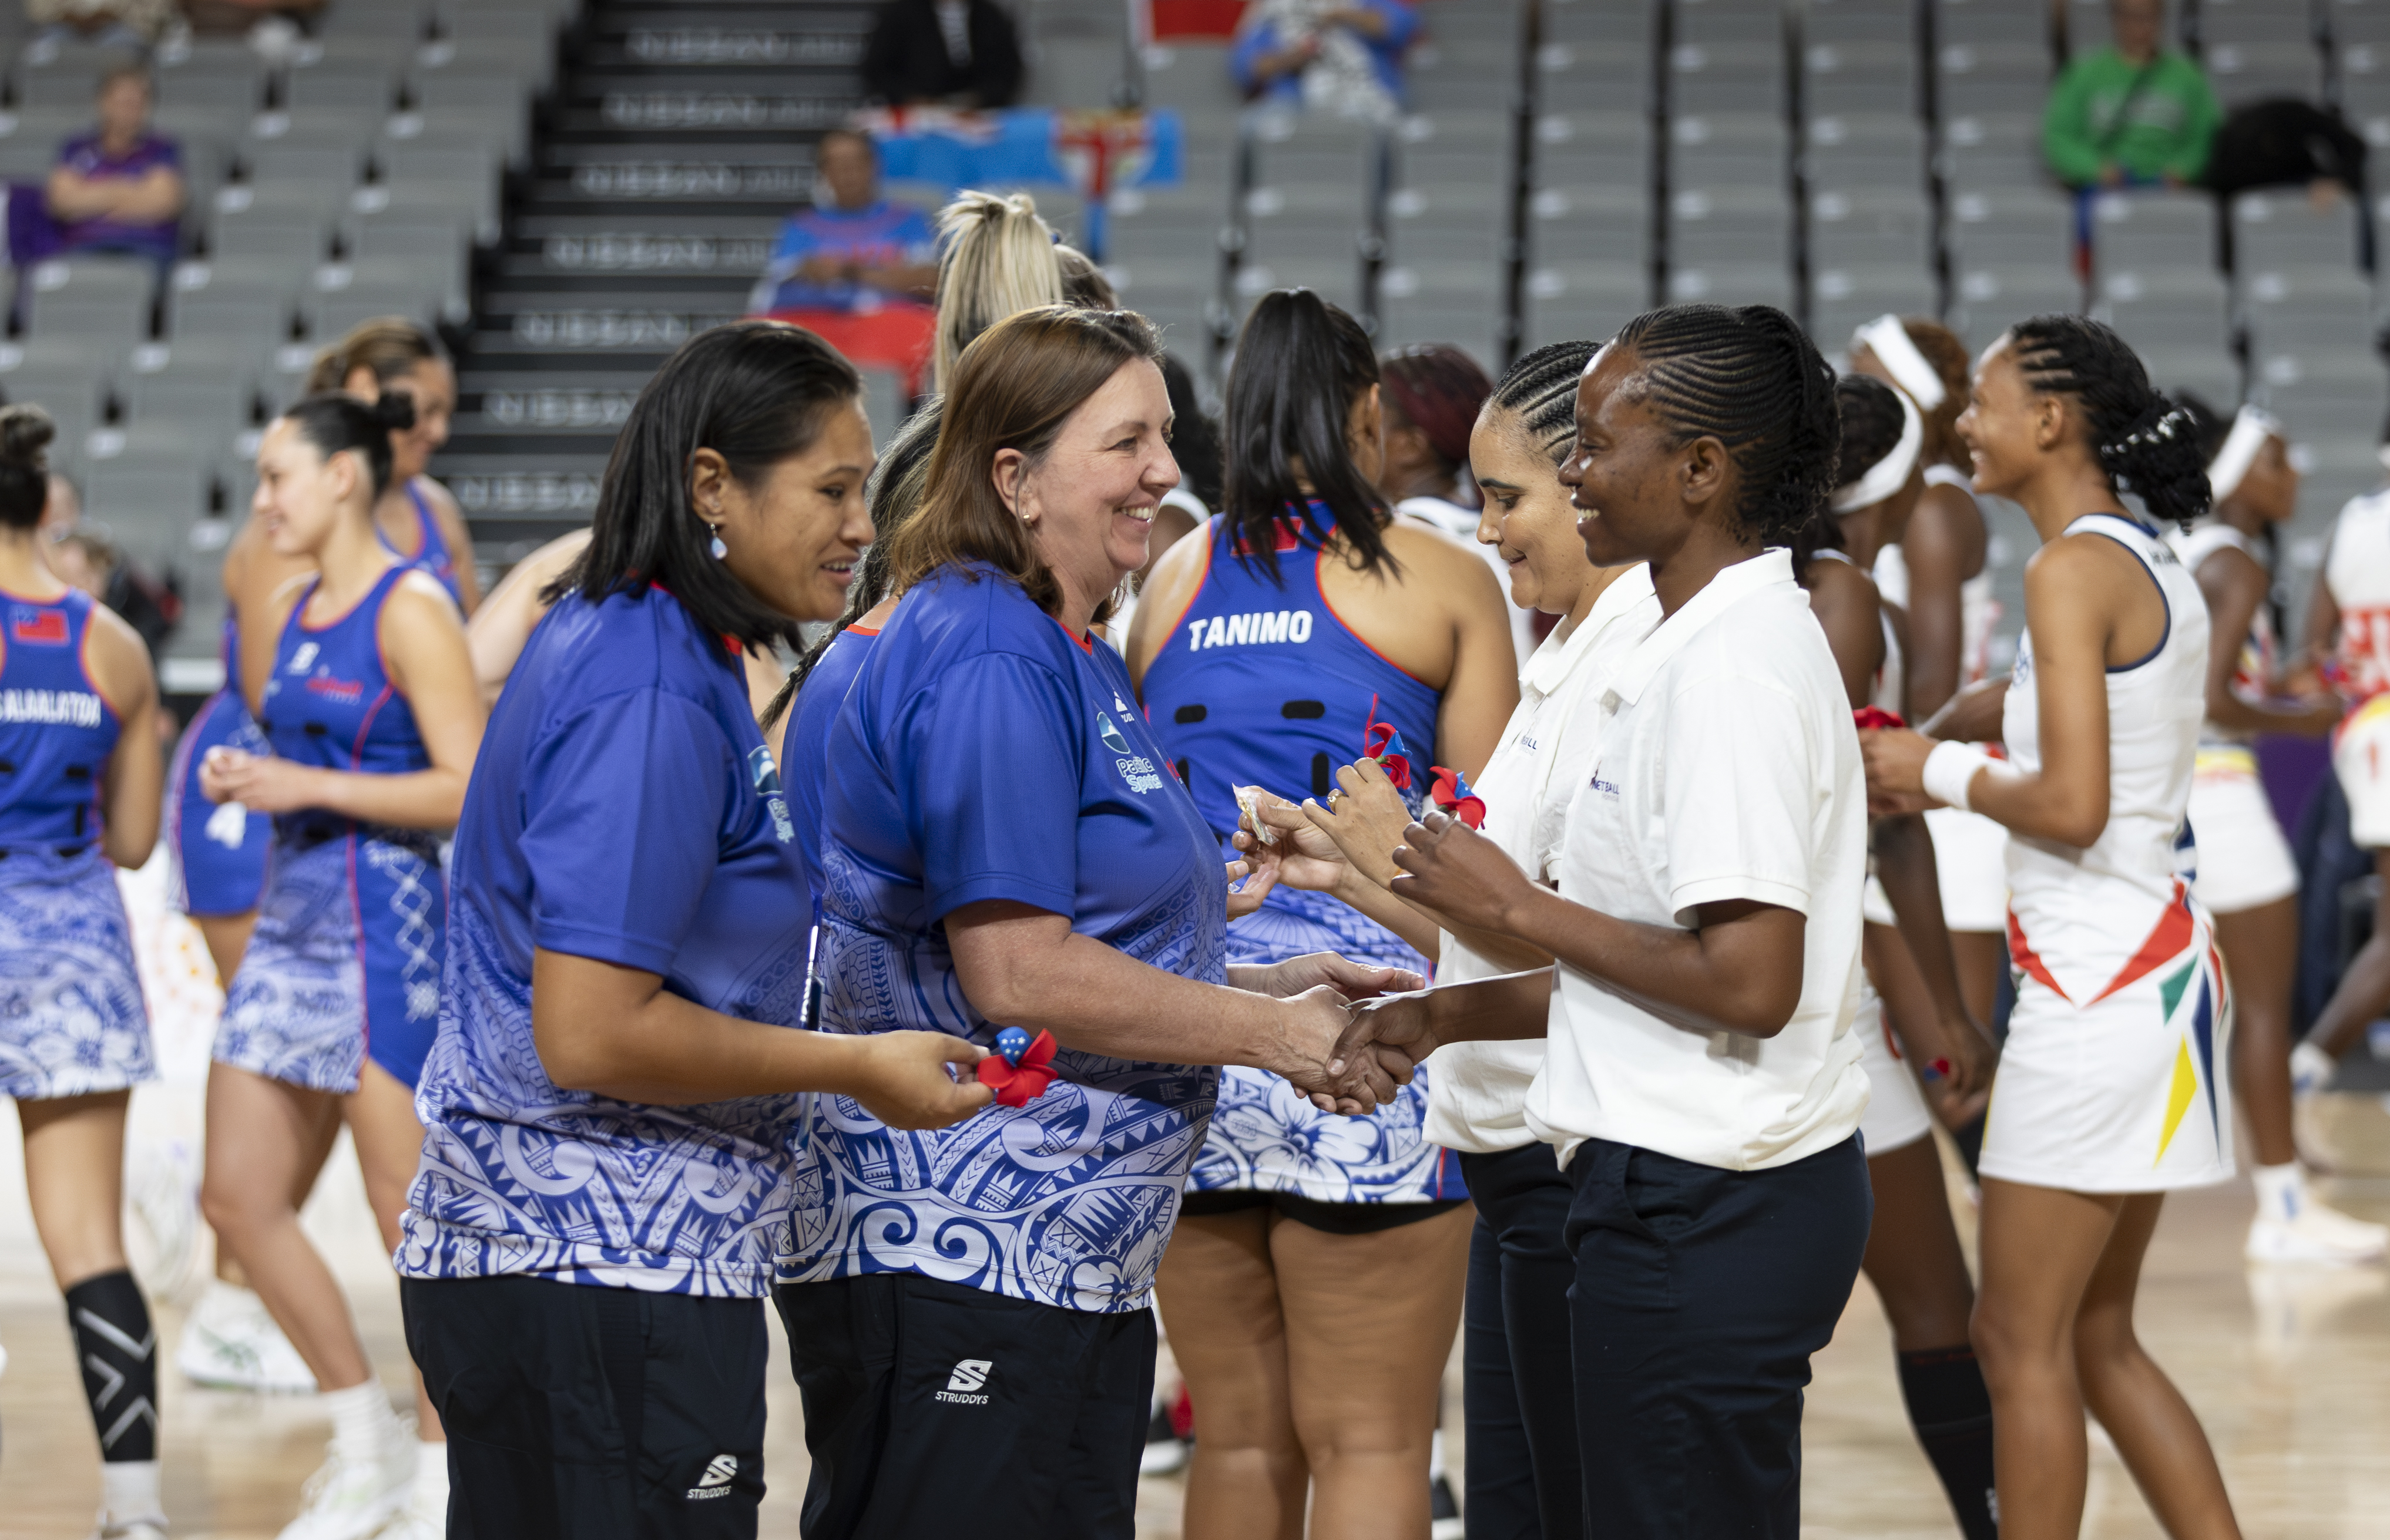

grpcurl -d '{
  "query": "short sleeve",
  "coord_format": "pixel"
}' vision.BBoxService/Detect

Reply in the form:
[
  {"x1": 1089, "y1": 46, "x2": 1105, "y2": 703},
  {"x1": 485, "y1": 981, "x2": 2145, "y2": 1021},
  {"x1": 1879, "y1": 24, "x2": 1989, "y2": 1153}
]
[
  {"x1": 894, "y1": 651, "x2": 1083, "y2": 924},
  {"x1": 521, "y1": 690, "x2": 732, "y2": 973},
  {"x1": 1659, "y1": 670, "x2": 1818, "y2": 923},
  {"x1": 897, "y1": 208, "x2": 938, "y2": 264},
  {"x1": 771, "y1": 214, "x2": 814, "y2": 265}
]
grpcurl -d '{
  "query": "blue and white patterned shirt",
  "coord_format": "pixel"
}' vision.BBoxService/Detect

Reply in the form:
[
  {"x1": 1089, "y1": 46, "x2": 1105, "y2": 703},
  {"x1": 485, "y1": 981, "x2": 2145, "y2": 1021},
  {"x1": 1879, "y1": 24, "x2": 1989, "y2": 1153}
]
[
  {"x1": 398, "y1": 586, "x2": 810, "y2": 1297},
  {"x1": 776, "y1": 564, "x2": 1225, "y2": 1313}
]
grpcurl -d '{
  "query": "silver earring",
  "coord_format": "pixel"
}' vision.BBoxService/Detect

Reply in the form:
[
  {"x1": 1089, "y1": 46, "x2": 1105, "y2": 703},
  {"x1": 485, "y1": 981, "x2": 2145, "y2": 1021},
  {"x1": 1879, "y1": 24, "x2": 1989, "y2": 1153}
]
[{"x1": 709, "y1": 524, "x2": 727, "y2": 560}]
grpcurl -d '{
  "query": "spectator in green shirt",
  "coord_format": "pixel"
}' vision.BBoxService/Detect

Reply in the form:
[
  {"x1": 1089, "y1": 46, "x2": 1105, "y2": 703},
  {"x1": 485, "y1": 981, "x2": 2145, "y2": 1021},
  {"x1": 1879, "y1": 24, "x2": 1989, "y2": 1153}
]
[{"x1": 2043, "y1": 0, "x2": 2221, "y2": 189}]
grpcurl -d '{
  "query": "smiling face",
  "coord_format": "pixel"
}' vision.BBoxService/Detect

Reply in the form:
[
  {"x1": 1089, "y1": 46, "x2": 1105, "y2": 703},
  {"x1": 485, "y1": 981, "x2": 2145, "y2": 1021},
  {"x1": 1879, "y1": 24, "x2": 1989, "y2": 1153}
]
[
  {"x1": 1953, "y1": 336, "x2": 2049, "y2": 503},
  {"x1": 252, "y1": 418, "x2": 366, "y2": 560},
  {"x1": 1471, "y1": 405, "x2": 1592, "y2": 616},
  {"x1": 344, "y1": 360, "x2": 455, "y2": 486},
  {"x1": 999, "y1": 358, "x2": 1180, "y2": 620},
  {"x1": 1557, "y1": 345, "x2": 1724, "y2": 570},
  {"x1": 702, "y1": 398, "x2": 877, "y2": 624}
]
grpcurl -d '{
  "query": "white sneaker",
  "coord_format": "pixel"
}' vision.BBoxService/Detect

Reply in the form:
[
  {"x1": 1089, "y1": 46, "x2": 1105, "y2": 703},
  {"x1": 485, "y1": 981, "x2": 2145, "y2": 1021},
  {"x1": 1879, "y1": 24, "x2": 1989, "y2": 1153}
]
[
  {"x1": 2247, "y1": 1202, "x2": 2390, "y2": 1263},
  {"x1": 277, "y1": 1432, "x2": 414, "y2": 1540},
  {"x1": 178, "y1": 1283, "x2": 316, "y2": 1393},
  {"x1": 91, "y1": 1515, "x2": 168, "y2": 1540},
  {"x1": 2291, "y1": 1041, "x2": 2338, "y2": 1098}
]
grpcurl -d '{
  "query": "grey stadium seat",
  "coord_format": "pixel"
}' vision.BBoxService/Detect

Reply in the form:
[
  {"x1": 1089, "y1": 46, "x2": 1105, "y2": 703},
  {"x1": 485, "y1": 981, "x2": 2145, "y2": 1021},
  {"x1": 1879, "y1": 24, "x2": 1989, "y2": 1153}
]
[
  {"x1": 1939, "y1": 112, "x2": 2052, "y2": 193},
  {"x1": 2090, "y1": 192, "x2": 2217, "y2": 278},
  {"x1": 1802, "y1": 41, "x2": 1916, "y2": 119},
  {"x1": 1808, "y1": 187, "x2": 1934, "y2": 269},
  {"x1": 1530, "y1": 184, "x2": 1651, "y2": 269},
  {"x1": 1947, "y1": 187, "x2": 2075, "y2": 270},
  {"x1": 1952, "y1": 267, "x2": 2086, "y2": 353},
  {"x1": 1673, "y1": 113, "x2": 1788, "y2": 187},
  {"x1": 1936, "y1": 43, "x2": 2052, "y2": 120},
  {"x1": 22, "y1": 257, "x2": 153, "y2": 347},
  {"x1": 2231, "y1": 191, "x2": 2368, "y2": 274},
  {"x1": 1525, "y1": 263, "x2": 1647, "y2": 349}
]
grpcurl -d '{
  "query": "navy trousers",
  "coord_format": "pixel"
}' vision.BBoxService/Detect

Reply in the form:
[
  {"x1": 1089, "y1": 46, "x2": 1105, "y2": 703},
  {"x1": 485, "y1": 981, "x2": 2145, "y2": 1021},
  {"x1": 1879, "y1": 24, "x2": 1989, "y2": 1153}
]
[{"x1": 1459, "y1": 1141, "x2": 1582, "y2": 1540}]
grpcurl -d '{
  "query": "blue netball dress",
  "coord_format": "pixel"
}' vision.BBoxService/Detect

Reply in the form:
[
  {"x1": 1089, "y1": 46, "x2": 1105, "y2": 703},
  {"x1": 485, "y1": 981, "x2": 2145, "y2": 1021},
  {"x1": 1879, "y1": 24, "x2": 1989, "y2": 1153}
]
[
  {"x1": 382, "y1": 480, "x2": 466, "y2": 609},
  {"x1": 780, "y1": 620, "x2": 880, "y2": 906},
  {"x1": 0, "y1": 587, "x2": 153, "y2": 1099},
  {"x1": 216, "y1": 566, "x2": 446, "y2": 1093},
  {"x1": 1140, "y1": 506, "x2": 1465, "y2": 1205},
  {"x1": 167, "y1": 613, "x2": 272, "y2": 917}
]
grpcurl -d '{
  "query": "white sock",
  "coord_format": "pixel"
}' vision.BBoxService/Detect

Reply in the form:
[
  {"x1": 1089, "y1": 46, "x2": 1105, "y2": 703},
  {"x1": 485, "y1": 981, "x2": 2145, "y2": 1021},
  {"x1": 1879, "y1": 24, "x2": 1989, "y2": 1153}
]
[
  {"x1": 412, "y1": 1441, "x2": 449, "y2": 1517},
  {"x1": 1429, "y1": 1428, "x2": 1448, "y2": 1481},
  {"x1": 102, "y1": 1460, "x2": 165, "y2": 1525},
  {"x1": 322, "y1": 1380, "x2": 400, "y2": 1454},
  {"x1": 2254, "y1": 1161, "x2": 2304, "y2": 1223},
  {"x1": 2292, "y1": 1040, "x2": 2337, "y2": 1094}
]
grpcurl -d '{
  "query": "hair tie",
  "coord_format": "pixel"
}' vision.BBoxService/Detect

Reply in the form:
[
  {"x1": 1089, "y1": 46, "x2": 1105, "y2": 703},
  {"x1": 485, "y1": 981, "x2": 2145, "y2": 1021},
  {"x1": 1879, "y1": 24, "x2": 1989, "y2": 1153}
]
[
  {"x1": 1851, "y1": 315, "x2": 1946, "y2": 411},
  {"x1": 1831, "y1": 386, "x2": 1924, "y2": 513}
]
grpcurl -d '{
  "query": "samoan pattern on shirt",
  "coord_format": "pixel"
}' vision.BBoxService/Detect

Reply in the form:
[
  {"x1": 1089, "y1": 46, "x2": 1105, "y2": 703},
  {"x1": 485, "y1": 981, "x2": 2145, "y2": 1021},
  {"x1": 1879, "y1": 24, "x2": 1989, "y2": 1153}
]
[
  {"x1": 1190, "y1": 888, "x2": 1452, "y2": 1202},
  {"x1": 0, "y1": 847, "x2": 153, "y2": 1100},
  {"x1": 776, "y1": 846, "x2": 1225, "y2": 1313},
  {"x1": 215, "y1": 837, "x2": 368, "y2": 1092},
  {"x1": 397, "y1": 900, "x2": 814, "y2": 1299}
]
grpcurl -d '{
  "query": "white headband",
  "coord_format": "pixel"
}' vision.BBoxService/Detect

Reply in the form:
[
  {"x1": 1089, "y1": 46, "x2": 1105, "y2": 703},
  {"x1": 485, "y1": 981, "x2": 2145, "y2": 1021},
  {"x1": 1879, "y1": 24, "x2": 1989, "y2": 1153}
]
[
  {"x1": 2206, "y1": 405, "x2": 2279, "y2": 503},
  {"x1": 1852, "y1": 315, "x2": 1946, "y2": 412},
  {"x1": 1833, "y1": 386, "x2": 1924, "y2": 513}
]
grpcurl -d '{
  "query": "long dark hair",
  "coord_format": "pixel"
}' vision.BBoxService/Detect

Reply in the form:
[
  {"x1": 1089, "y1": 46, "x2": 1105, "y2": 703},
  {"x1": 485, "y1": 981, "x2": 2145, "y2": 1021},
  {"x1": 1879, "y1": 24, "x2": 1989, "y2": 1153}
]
[
  {"x1": 1160, "y1": 352, "x2": 1223, "y2": 510},
  {"x1": 1606, "y1": 303, "x2": 1841, "y2": 545},
  {"x1": 551, "y1": 321, "x2": 862, "y2": 651},
  {"x1": 2007, "y1": 314, "x2": 2208, "y2": 530},
  {"x1": 1221, "y1": 288, "x2": 1391, "y2": 580},
  {"x1": 0, "y1": 405, "x2": 53, "y2": 529}
]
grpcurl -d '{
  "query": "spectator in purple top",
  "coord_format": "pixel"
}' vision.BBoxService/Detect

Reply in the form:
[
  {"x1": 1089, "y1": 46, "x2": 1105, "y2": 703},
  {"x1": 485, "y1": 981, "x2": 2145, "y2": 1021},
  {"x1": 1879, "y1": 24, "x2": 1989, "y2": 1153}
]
[
  {"x1": 748, "y1": 129, "x2": 939, "y2": 315},
  {"x1": 43, "y1": 66, "x2": 184, "y2": 271}
]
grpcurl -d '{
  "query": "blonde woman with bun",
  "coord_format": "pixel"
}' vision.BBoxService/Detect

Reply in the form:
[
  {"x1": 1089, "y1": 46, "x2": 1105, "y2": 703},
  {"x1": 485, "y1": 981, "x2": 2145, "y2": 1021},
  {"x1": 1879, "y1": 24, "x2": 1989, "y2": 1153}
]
[
  {"x1": 0, "y1": 402, "x2": 173, "y2": 1540},
  {"x1": 931, "y1": 188, "x2": 1065, "y2": 387},
  {"x1": 306, "y1": 317, "x2": 481, "y2": 616}
]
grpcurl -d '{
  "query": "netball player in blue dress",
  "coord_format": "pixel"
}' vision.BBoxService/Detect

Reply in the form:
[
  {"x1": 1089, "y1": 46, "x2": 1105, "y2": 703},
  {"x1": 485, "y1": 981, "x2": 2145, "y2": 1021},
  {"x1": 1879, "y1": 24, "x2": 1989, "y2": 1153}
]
[
  {"x1": 397, "y1": 321, "x2": 982, "y2": 1540},
  {"x1": 196, "y1": 392, "x2": 485, "y2": 1540},
  {"x1": 1126, "y1": 288, "x2": 1518, "y2": 1540},
  {"x1": 0, "y1": 404, "x2": 172, "y2": 1540},
  {"x1": 309, "y1": 317, "x2": 480, "y2": 616}
]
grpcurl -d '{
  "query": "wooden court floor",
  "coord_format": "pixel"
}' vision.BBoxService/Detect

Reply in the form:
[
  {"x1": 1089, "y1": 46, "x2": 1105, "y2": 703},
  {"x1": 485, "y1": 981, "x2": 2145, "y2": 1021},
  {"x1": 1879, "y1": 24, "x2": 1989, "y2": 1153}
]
[{"x1": 2, "y1": 1097, "x2": 2389, "y2": 1538}]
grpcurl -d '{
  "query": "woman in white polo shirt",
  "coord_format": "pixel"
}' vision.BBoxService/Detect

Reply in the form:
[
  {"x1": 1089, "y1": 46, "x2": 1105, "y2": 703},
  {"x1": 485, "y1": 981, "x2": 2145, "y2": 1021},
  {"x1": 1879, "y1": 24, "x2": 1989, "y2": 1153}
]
[{"x1": 1323, "y1": 303, "x2": 1873, "y2": 1535}]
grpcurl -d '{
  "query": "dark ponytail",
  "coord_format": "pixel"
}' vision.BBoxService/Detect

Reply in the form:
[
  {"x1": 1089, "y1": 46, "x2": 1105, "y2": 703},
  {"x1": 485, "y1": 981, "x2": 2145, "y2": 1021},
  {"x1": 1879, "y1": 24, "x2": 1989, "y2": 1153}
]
[
  {"x1": 0, "y1": 404, "x2": 55, "y2": 529},
  {"x1": 1488, "y1": 339, "x2": 1601, "y2": 463},
  {"x1": 281, "y1": 390, "x2": 415, "y2": 501},
  {"x1": 1606, "y1": 303, "x2": 1841, "y2": 543},
  {"x1": 2008, "y1": 314, "x2": 2208, "y2": 530},
  {"x1": 1222, "y1": 288, "x2": 1393, "y2": 581}
]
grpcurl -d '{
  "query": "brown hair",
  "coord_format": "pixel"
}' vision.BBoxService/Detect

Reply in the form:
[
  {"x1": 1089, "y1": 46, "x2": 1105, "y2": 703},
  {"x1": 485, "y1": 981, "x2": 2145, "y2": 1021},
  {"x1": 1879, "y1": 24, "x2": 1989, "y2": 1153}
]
[
  {"x1": 305, "y1": 316, "x2": 447, "y2": 396},
  {"x1": 1055, "y1": 244, "x2": 1118, "y2": 310},
  {"x1": 883, "y1": 305, "x2": 1164, "y2": 620},
  {"x1": 1894, "y1": 317, "x2": 1972, "y2": 469}
]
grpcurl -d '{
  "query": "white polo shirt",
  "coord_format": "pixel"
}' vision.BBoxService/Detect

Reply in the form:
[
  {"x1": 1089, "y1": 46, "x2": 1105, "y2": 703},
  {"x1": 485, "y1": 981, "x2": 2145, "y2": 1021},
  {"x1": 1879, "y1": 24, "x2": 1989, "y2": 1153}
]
[
  {"x1": 1424, "y1": 563, "x2": 1662, "y2": 1153},
  {"x1": 1522, "y1": 548, "x2": 1871, "y2": 1172}
]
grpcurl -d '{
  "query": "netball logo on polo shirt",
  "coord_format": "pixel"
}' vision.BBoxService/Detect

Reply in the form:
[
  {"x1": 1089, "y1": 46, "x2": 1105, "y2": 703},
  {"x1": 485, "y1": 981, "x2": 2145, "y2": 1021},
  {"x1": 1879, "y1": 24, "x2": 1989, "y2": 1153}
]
[
  {"x1": 747, "y1": 745, "x2": 795, "y2": 842},
  {"x1": 1099, "y1": 704, "x2": 1166, "y2": 795}
]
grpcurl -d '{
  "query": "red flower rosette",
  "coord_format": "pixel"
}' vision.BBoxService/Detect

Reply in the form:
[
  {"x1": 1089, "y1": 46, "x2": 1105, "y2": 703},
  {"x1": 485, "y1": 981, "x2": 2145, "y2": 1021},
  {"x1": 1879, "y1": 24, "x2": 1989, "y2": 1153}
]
[
  {"x1": 1427, "y1": 765, "x2": 1487, "y2": 828},
  {"x1": 975, "y1": 1029, "x2": 1060, "y2": 1106},
  {"x1": 1851, "y1": 705, "x2": 1906, "y2": 732}
]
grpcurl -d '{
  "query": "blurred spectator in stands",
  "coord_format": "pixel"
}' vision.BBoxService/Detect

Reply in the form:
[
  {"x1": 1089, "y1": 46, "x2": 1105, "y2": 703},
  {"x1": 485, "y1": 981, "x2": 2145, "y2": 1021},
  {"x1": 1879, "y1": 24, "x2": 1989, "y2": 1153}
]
[
  {"x1": 2203, "y1": 100, "x2": 2368, "y2": 209},
  {"x1": 24, "y1": 0, "x2": 179, "y2": 52},
  {"x1": 45, "y1": 519, "x2": 179, "y2": 654},
  {"x1": 863, "y1": 0, "x2": 1023, "y2": 110},
  {"x1": 12, "y1": 65, "x2": 184, "y2": 274},
  {"x1": 750, "y1": 130, "x2": 937, "y2": 316},
  {"x1": 40, "y1": 470, "x2": 79, "y2": 543},
  {"x1": 2044, "y1": 0, "x2": 2218, "y2": 190},
  {"x1": 1234, "y1": 0, "x2": 1417, "y2": 123}
]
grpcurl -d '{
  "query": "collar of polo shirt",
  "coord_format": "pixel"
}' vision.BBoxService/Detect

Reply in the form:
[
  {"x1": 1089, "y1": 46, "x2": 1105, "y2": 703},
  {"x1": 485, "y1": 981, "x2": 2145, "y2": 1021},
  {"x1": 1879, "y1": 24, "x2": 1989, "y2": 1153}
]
[
  {"x1": 1603, "y1": 548, "x2": 1797, "y2": 708},
  {"x1": 1521, "y1": 561, "x2": 1658, "y2": 699}
]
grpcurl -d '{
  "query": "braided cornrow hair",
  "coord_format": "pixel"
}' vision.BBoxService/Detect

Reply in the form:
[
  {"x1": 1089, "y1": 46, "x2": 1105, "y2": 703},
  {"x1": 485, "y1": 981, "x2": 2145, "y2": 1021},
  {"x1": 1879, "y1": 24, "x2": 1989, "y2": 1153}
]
[
  {"x1": 2007, "y1": 314, "x2": 2208, "y2": 530},
  {"x1": 1488, "y1": 339, "x2": 1601, "y2": 462},
  {"x1": 1606, "y1": 303, "x2": 1841, "y2": 543}
]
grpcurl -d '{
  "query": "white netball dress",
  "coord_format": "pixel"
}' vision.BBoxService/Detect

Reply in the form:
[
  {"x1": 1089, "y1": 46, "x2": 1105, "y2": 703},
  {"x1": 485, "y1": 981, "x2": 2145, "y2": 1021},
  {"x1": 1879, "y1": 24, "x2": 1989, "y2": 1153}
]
[
  {"x1": 2164, "y1": 522, "x2": 2300, "y2": 913},
  {"x1": 2326, "y1": 488, "x2": 2390, "y2": 848},
  {"x1": 1813, "y1": 550, "x2": 1935, "y2": 1156},
  {"x1": 1985, "y1": 513, "x2": 2229, "y2": 1192},
  {"x1": 1875, "y1": 466, "x2": 2011, "y2": 933}
]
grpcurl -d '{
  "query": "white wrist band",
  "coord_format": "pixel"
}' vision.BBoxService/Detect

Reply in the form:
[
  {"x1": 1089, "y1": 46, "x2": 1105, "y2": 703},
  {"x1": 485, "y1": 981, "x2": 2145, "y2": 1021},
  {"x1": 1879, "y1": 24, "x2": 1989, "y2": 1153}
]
[{"x1": 1922, "y1": 740, "x2": 1995, "y2": 812}]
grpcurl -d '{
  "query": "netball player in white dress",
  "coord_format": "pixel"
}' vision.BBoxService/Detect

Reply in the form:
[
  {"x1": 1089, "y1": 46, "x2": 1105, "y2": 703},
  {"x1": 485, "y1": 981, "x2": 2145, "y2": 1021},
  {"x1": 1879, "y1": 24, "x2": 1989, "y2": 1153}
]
[
  {"x1": 1867, "y1": 316, "x2": 2244, "y2": 1540},
  {"x1": 1848, "y1": 317, "x2": 2010, "y2": 1049},
  {"x1": 2169, "y1": 399, "x2": 2382, "y2": 1262}
]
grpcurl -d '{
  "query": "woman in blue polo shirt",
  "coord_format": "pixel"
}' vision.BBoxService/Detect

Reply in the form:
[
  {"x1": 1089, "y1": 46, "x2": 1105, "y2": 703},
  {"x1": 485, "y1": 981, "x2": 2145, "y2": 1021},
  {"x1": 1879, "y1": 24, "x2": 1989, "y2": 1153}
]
[
  {"x1": 775, "y1": 304, "x2": 1415, "y2": 1539},
  {"x1": 396, "y1": 322, "x2": 990, "y2": 1540}
]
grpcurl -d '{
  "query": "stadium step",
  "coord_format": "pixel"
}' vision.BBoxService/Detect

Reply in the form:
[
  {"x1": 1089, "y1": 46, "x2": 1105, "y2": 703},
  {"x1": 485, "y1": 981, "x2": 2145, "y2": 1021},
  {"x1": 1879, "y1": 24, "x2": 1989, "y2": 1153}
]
[{"x1": 437, "y1": 0, "x2": 866, "y2": 555}]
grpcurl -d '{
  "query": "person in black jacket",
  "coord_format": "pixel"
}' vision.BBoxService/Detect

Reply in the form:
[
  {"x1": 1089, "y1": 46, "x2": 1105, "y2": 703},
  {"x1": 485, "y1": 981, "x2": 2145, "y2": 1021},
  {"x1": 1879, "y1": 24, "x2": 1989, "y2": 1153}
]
[{"x1": 864, "y1": 0, "x2": 1024, "y2": 109}]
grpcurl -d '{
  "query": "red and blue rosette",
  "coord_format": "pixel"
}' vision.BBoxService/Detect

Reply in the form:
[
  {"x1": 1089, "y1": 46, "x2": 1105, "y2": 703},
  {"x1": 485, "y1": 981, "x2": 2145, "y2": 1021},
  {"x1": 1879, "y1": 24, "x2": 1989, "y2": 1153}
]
[
  {"x1": 1362, "y1": 693, "x2": 1485, "y2": 828},
  {"x1": 976, "y1": 1027, "x2": 1059, "y2": 1106}
]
